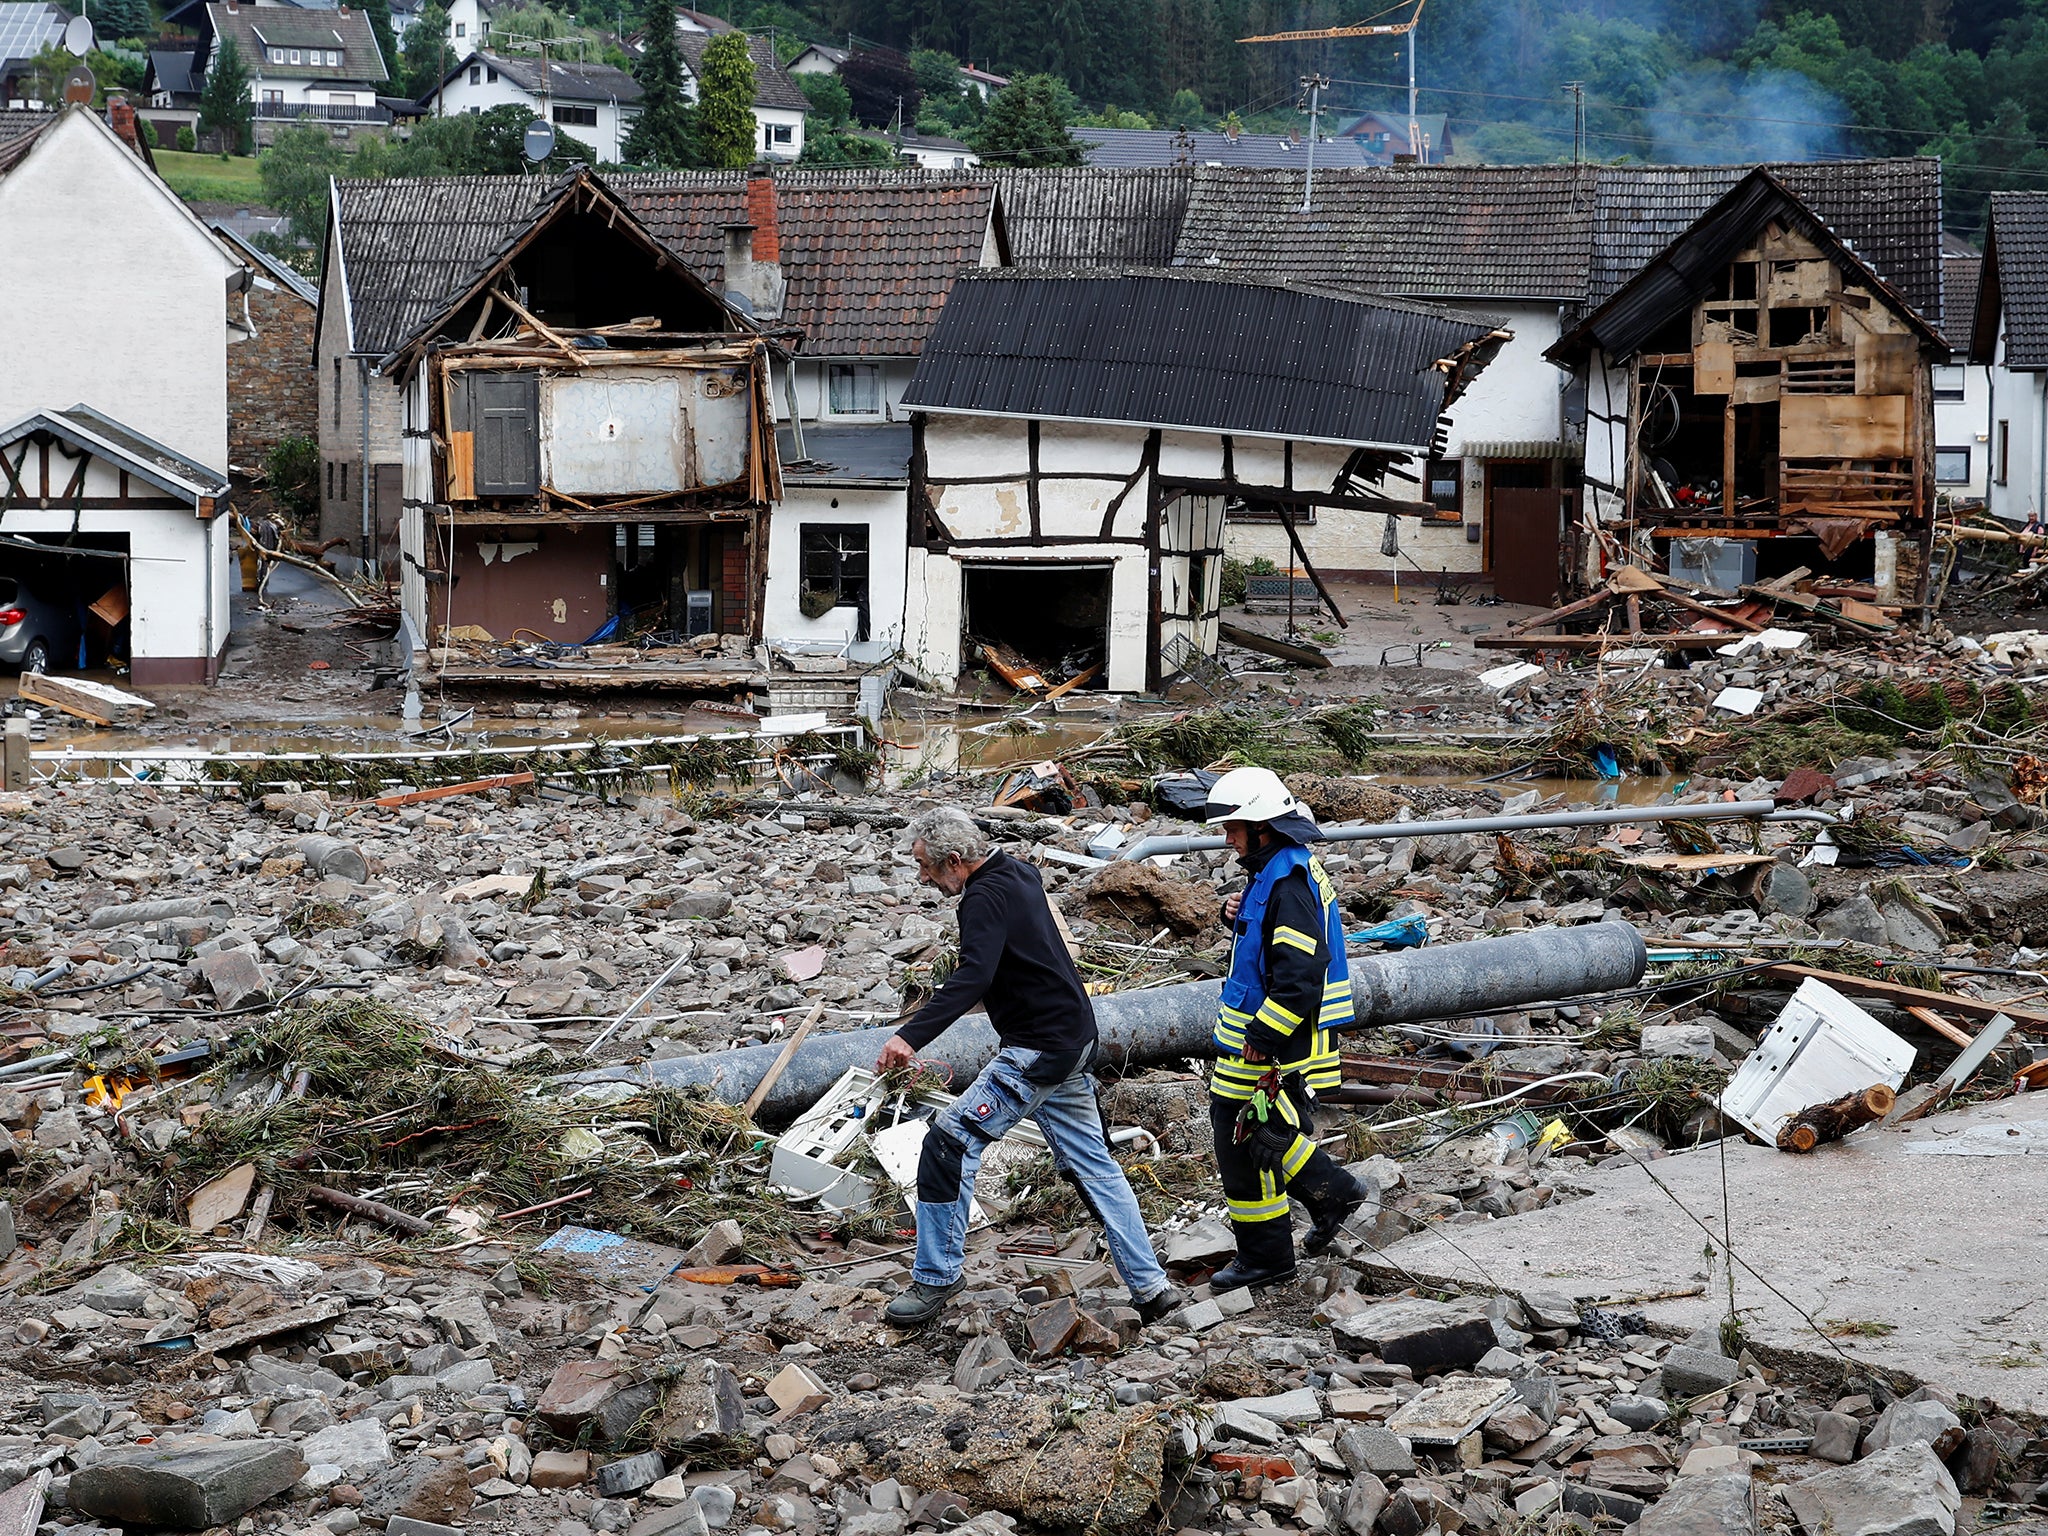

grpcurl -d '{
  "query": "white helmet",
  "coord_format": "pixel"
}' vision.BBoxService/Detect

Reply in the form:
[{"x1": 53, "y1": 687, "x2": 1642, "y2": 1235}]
[{"x1": 1205, "y1": 766, "x2": 1310, "y2": 828}]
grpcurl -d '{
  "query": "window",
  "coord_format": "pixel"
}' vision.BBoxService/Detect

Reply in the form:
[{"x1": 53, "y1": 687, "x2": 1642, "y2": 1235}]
[
  {"x1": 328, "y1": 49, "x2": 340, "y2": 65},
  {"x1": 468, "y1": 64, "x2": 480, "y2": 83},
  {"x1": 325, "y1": 460, "x2": 333, "y2": 499},
  {"x1": 289, "y1": 48, "x2": 301, "y2": 63},
  {"x1": 268, "y1": 47, "x2": 283, "y2": 62},
  {"x1": 1936, "y1": 446, "x2": 1971, "y2": 484},
  {"x1": 1423, "y1": 457, "x2": 1462, "y2": 518},
  {"x1": 262, "y1": 88, "x2": 283, "y2": 104},
  {"x1": 1933, "y1": 365, "x2": 1965, "y2": 402},
  {"x1": 1998, "y1": 420, "x2": 2011, "y2": 486},
  {"x1": 799, "y1": 524, "x2": 870, "y2": 630},
  {"x1": 339, "y1": 461, "x2": 348, "y2": 499},
  {"x1": 454, "y1": 21, "x2": 466, "y2": 34},
  {"x1": 332, "y1": 358, "x2": 341, "y2": 425},
  {"x1": 553, "y1": 103, "x2": 597, "y2": 125},
  {"x1": 1223, "y1": 496, "x2": 1315, "y2": 526},
  {"x1": 486, "y1": 65, "x2": 498, "y2": 81},
  {"x1": 769, "y1": 122, "x2": 792, "y2": 143},
  {"x1": 826, "y1": 363, "x2": 881, "y2": 416}
]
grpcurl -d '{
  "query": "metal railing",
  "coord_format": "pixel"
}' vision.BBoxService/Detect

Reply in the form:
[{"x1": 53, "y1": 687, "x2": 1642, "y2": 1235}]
[{"x1": 254, "y1": 100, "x2": 392, "y2": 122}]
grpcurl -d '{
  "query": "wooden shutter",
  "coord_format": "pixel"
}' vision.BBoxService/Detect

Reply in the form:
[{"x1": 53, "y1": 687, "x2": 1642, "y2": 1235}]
[{"x1": 473, "y1": 372, "x2": 539, "y2": 496}]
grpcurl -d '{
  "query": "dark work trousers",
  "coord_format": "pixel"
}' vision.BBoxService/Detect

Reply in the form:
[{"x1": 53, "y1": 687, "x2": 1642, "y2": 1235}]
[{"x1": 1208, "y1": 1088, "x2": 1360, "y2": 1273}]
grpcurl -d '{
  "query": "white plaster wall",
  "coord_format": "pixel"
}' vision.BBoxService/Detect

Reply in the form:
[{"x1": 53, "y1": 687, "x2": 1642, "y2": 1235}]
[
  {"x1": 0, "y1": 112, "x2": 236, "y2": 475},
  {"x1": 446, "y1": 0, "x2": 484, "y2": 57},
  {"x1": 1987, "y1": 317, "x2": 2043, "y2": 525},
  {"x1": 400, "y1": 369, "x2": 433, "y2": 646},
  {"x1": 762, "y1": 483, "x2": 906, "y2": 650},
  {"x1": 900, "y1": 141, "x2": 978, "y2": 169},
  {"x1": 1037, "y1": 422, "x2": 1144, "y2": 475},
  {"x1": 1580, "y1": 351, "x2": 1631, "y2": 525},
  {"x1": 924, "y1": 418, "x2": 1030, "y2": 478},
  {"x1": 430, "y1": 67, "x2": 635, "y2": 160},
  {"x1": 1934, "y1": 362, "x2": 1992, "y2": 503},
  {"x1": 755, "y1": 105, "x2": 805, "y2": 161},
  {"x1": 1438, "y1": 304, "x2": 1561, "y2": 455}
]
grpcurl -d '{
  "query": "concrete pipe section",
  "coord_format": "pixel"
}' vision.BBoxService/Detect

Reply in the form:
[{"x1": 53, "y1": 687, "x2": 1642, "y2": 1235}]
[{"x1": 602, "y1": 922, "x2": 1648, "y2": 1121}]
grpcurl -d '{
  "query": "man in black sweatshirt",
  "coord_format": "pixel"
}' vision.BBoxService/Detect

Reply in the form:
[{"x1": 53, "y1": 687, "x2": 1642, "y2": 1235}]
[{"x1": 876, "y1": 805, "x2": 1185, "y2": 1328}]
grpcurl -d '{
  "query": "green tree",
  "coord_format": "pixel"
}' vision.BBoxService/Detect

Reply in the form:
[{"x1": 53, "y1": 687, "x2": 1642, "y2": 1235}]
[
  {"x1": 90, "y1": 0, "x2": 151, "y2": 45},
  {"x1": 199, "y1": 34, "x2": 255, "y2": 154},
  {"x1": 400, "y1": 1, "x2": 452, "y2": 99},
  {"x1": 698, "y1": 31, "x2": 758, "y2": 166},
  {"x1": 258, "y1": 124, "x2": 351, "y2": 249},
  {"x1": 1164, "y1": 86, "x2": 1202, "y2": 128},
  {"x1": 469, "y1": 100, "x2": 598, "y2": 168},
  {"x1": 909, "y1": 47, "x2": 961, "y2": 100},
  {"x1": 969, "y1": 72, "x2": 1081, "y2": 164},
  {"x1": 798, "y1": 127, "x2": 897, "y2": 163},
  {"x1": 622, "y1": 0, "x2": 700, "y2": 166},
  {"x1": 796, "y1": 69, "x2": 852, "y2": 126}
]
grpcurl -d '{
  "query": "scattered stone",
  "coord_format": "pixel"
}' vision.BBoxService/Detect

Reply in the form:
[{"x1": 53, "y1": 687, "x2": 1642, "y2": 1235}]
[
  {"x1": 70, "y1": 1441, "x2": 307, "y2": 1529},
  {"x1": 1782, "y1": 1443, "x2": 1961, "y2": 1536},
  {"x1": 1659, "y1": 1345, "x2": 1741, "y2": 1399},
  {"x1": 1864, "y1": 1398, "x2": 1965, "y2": 1459}
]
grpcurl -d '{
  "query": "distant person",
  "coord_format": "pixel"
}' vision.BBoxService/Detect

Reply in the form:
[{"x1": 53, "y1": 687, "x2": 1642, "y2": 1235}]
[{"x1": 874, "y1": 805, "x2": 1185, "y2": 1328}]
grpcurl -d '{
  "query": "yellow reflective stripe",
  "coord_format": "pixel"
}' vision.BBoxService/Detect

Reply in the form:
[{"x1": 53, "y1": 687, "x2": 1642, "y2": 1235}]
[
  {"x1": 1281, "y1": 1135, "x2": 1315, "y2": 1179},
  {"x1": 1255, "y1": 1001, "x2": 1301, "y2": 1037},
  {"x1": 1219, "y1": 1004, "x2": 1255, "y2": 1024},
  {"x1": 1227, "y1": 1193, "x2": 1291, "y2": 1223},
  {"x1": 1323, "y1": 979, "x2": 1353, "y2": 999},
  {"x1": 1273, "y1": 925, "x2": 1318, "y2": 954}
]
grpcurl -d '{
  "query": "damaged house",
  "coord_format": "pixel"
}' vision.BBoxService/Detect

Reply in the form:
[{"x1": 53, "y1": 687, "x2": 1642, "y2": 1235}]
[
  {"x1": 897, "y1": 268, "x2": 1504, "y2": 694},
  {"x1": 338, "y1": 169, "x2": 778, "y2": 683},
  {"x1": 1546, "y1": 168, "x2": 1947, "y2": 607}
]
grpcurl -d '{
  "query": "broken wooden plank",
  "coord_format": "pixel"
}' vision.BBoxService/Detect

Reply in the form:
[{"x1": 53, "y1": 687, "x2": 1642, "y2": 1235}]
[
  {"x1": 366, "y1": 771, "x2": 536, "y2": 809},
  {"x1": 1904, "y1": 1005, "x2": 1972, "y2": 1049},
  {"x1": 1043, "y1": 663, "x2": 1102, "y2": 700},
  {"x1": 304, "y1": 1184, "x2": 433, "y2": 1235},
  {"x1": 18, "y1": 673, "x2": 154, "y2": 727},
  {"x1": 1756, "y1": 965, "x2": 2048, "y2": 1031},
  {"x1": 978, "y1": 642, "x2": 1048, "y2": 695},
  {"x1": 1217, "y1": 621, "x2": 1332, "y2": 668}
]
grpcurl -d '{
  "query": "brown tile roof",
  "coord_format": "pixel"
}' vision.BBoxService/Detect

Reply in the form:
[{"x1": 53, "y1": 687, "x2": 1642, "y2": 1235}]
[
  {"x1": 996, "y1": 167, "x2": 1190, "y2": 267},
  {"x1": 0, "y1": 108, "x2": 54, "y2": 175},
  {"x1": 207, "y1": 2, "x2": 387, "y2": 84},
  {"x1": 674, "y1": 31, "x2": 806, "y2": 114},
  {"x1": 613, "y1": 169, "x2": 997, "y2": 356}
]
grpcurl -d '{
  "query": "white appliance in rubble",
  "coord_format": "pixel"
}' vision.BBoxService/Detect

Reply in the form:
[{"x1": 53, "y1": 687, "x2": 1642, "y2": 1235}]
[{"x1": 1721, "y1": 978, "x2": 1915, "y2": 1146}]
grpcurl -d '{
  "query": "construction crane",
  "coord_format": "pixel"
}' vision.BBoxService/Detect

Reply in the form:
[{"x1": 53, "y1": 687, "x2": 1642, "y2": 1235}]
[{"x1": 1239, "y1": 0, "x2": 1429, "y2": 167}]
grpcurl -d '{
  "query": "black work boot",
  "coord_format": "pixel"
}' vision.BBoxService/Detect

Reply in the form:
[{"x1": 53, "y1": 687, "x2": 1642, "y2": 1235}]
[
  {"x1": 1133, "y1": 1284, "x2": 1189, "y2": 1324},
  {"x1": 1302, "y1": 1191, "x2": 1367, "y2": 1256},
  {"x1": 1208, "y1": 1256, "x2": 1297, "y2": 1293},
  {"x1": 885, "y1": 1277, "x2": 964, "y2": 1327}
]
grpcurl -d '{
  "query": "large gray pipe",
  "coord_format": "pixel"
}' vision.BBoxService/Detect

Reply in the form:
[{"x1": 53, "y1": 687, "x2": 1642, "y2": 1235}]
[{"x1": 594, "y1": 922, "x2": 1647, "y2": 1120}]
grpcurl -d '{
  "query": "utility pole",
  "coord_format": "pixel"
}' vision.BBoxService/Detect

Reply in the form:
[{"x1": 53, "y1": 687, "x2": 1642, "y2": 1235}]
[
  {"x1": 1563, "y1": 79, "x2": 1583, "y2": 168},
  {"x1": 1299, "y1": 72, "x2": 1326, "y2": 212},
  {"x1": 1406, "y1": 26, "x2": 1418, "y2": 162}
]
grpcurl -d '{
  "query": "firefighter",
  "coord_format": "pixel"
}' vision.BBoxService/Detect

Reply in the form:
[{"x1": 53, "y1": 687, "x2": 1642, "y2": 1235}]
[{"x1": 1203, "y1": 766, "x2": 1366, "y2": 1291}]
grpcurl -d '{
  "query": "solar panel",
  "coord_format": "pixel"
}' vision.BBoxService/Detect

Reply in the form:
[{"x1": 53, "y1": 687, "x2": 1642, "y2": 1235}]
[{"x1": 0, "y1": 4, "x2": 64, "y2": 66}]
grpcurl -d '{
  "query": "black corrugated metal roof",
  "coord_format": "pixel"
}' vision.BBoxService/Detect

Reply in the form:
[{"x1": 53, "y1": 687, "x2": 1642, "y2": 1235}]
[
  {"x1": 1978, "y1": 194, "x2": 2048, "y2": 369},
  {"x1": 902, "y1": 268, "x2": 1502, "y2": 450},
  {"x1": 996, "y1": 167, "x2": 1190, "y2": 267}
]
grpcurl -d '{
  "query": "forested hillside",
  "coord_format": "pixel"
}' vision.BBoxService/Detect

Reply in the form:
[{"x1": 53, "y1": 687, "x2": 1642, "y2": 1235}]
[{"x1": 699, "y1": 0, "x2": 2041, "y2": 239}]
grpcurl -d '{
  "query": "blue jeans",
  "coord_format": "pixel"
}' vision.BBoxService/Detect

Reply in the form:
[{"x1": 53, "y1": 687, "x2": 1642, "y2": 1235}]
[{"x1": 911, "y1": 1043, "x2": 1171, "y2": 1302}]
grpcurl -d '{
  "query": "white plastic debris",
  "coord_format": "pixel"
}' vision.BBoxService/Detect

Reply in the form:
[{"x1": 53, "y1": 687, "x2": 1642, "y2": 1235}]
[
  {"x1": 1476, "y1": 661, "x2": 1544, "y2": 693},
  {"x1": 1711, "y1": 686, "x2": 1765, "y2": 715},
  {"x1": 1717, "y1": 627, "x2": 1809, "y2": 657},
  {"x1": 1721, "y1": 978, "x2": 1915, "y2": 1145}
]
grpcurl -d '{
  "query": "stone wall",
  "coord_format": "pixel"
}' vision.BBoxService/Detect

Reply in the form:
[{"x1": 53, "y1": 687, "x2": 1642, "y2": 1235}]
[{"x1": 228, "y1": 281, "x2": 317, "y2": 470}]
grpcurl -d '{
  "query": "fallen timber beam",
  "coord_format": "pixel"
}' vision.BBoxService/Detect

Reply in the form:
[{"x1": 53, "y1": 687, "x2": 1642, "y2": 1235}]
[
  {"x1": 580, "y1": 925, "x2": 1649, "y2": 1120},
  {"x1": 1755, "y1": 964, "x2": 2048, "y2": 1032}
]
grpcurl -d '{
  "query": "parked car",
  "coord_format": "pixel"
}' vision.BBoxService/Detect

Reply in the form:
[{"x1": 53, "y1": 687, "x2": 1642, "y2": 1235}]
[{"x1": 0, "y1": 578, "x2": 81, "y2": 673}]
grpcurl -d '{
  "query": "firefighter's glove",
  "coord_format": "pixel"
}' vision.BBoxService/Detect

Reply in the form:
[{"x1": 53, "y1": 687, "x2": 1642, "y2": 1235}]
[{"x1": 1234, "y1": 1076, "x2": 1303, "y2": 1174}]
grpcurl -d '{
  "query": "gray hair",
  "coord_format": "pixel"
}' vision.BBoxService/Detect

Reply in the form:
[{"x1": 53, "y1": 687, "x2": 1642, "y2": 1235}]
[{"x1": 907, "y1": 805, "x2": 988, "y2": 866}]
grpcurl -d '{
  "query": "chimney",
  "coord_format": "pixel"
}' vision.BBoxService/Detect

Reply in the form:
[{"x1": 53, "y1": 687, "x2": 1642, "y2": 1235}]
[
  {"x1": 724, "y1": 170, "x2": 785, "y2": 320},
  {"x1": 106, "y1": 92, "x2": 140, "y2": 150}
]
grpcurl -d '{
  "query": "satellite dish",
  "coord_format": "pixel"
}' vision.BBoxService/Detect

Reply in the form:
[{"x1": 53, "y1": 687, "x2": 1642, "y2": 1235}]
[
  {"x1": 62, "y1": 14, "x2": 94, "y2": 56},
  {"x1": 62, "y1": 63, "x2": 95, "y2": 104},
  {"x1": 522, "y1": 117, "x2": 555, "y2": 163}
]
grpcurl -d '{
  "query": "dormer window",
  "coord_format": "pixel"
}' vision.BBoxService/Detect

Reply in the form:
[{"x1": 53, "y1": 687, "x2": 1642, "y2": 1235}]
[
  {"x1": 268, "y1": 46, "x2": 283, "y2": 61},
  {"x1": 288, "y1": 48, "x2": 301, "y2": 62}
]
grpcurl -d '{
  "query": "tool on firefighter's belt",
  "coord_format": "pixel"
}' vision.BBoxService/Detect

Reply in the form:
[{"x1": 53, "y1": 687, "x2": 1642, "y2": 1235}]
[{"x1": 1235, "y1": 1066, "x2": 1297, "y2": 1173}]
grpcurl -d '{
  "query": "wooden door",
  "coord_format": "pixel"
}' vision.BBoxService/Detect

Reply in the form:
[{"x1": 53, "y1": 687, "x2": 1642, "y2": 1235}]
[{"x1": 1490, "y1": 486, "x2": 1564, "y2": 607}]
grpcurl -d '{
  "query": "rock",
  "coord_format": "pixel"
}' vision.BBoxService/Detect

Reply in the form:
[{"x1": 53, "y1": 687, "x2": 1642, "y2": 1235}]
[
  {"x1": 1811, "y1": 1410, "x2": 1861, "y2": 1464},
  {"x1": 1607, "y1": 1395, "x2": 1669, "y2": 1430},
  {"x1": 650, "y1": 1361, "x2": 744, "y2": 1449},
  {"x1": 529, "y1": 1452, "x2": 591, "y2": 1490},
  {"x1": 429, "y1": 1293, "x2": 498, "y2": 1349},
  {"x1": 1518, "y1": 1289, "x2": 1581, "y2": 1331},
  {"x1": 1481, "y1": 1401, "x2": 1548, "y2": 1450},
  {"x1": 671, "y1": 891, "x2": 732, "y2": 920},
  {"x1": 1512, "y1": 1374, "x2": 1560, "y2": 1425},
  {"x1": 0, "y1": 1199, "x2": 12, "y2": 1258},
  {"x1": 1335, "y1": 1426, "x2": 1414, "y2": 1479},
  {"x1": 70, "y1": 1441, "x2": 307, "y2": 1529},
  {"x1": 684, "y1": 1219, "x2": 745, "y2": 1268},
  {"x1": 691, "y1": 1484, "x2": 737, "y2": 1527},
  {"x1": 1640, "y1": 1024, "x2": 1717, "y2": 1062},
  {"x1": 1759, "y1": 861, "x2": 1816, "y2": 917},
  {"x1": 1864, "y1": 1399, "x2": 1964, "y2": 1460},
  {"x1": 1027, "y1": 1297, "x2": 1083, "y2": 1358},
  {"x1": 1338, "y1": 1475, "x2": 1388, "y2": 1536},
  {"x1": 199, "y1": 948, "x2": 271, "y2": 1008},
  {"x1": 1208, "y1": 1405, "x2": 1283, "y2": 1446},
  {"x1": 536, "y1": 1361, "x2": 648, "y2": 1443},
  {"x1": 298, "y1": 1421, "x2": 392, "y2": 1483},
  {"x1": 0, "y1": 1473, "x2": 50, "y2": 1536},
  {"x1": 1818, "y1": 893, "x2": 1888, "y2": 946},
  {"x1": 955, "y1": 1335, "x2": 1021, "y2": 1392},
  {"x1": 1782, "y1": 1443, "x2": 1960, "y2": 1536},
  {"x1": 1637, "y1": 1474, "x2": 1756, "y2": 1536},
  {"x1": 1082, "y1": 862, "x2": 1220, "y2": 935},
  {"x1": 1659, "y1": 1345, "x2": 1740, "y2": 1399},
  {"x1": 40, "y1": 1392, "x2": 106, "y2": 1438},
  {"x1": 594, "y1": 1453, "x2": 668, "y2": 1498},
  {"x1": 386, "y1": 1520, "x2": 464, "y2": 1536},
  {"x1": 1880, "y1": 896, "x2": 1946, "y2": 955},
  {"x1": 1163, "y1": 1217, "x2": 1235, "y2": 1268},
  {"x1": 359, "y1": 1455, "x2": 476, "y2": 1524},
  {"x1": 1227, "y1": 1388, "x2": 1322, "y2": 1426},
  {"x1": 65, "y1": 1264, "x2": 152, "y2": 1314},
  {"x1": 1564, "y1": 1483, "x2": 1647, "y2": 1524},
  {"x1": 1327, "y1": 1295, "x2": 1497, "y2": 1372}
]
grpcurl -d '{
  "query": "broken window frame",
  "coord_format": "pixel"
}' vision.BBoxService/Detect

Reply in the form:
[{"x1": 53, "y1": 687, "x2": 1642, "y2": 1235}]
[
  {"x1": 1223, "y1": 495, "x2": 1316, "y2": 527},
  {"x1": 798, "y1": 522, "x2": 870, "y2": 637}
]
